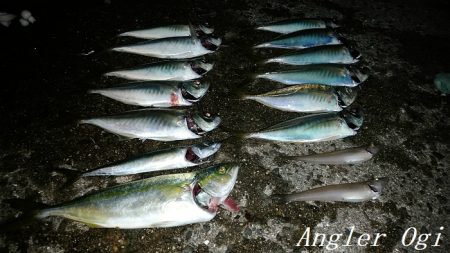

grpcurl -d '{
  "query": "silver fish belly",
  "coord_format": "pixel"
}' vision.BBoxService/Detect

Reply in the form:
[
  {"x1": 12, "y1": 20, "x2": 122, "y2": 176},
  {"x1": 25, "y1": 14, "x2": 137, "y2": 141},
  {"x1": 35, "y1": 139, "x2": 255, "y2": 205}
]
[
  {"x1": 104, "y1": 60, "x2": 213, "y2": 81},
  {"x1": 246, "y1": 111, "x2": 363, "y2": 143},
  {"x1": 277, "y1": 178, "x2": 387, "y2": 203},
  {"x1": 79, "y1": 109, "x2": 220, "y2": 141},
  {"x1": 265, "y1": 45, "x2": 360, "y2": 65},
  {"x1": 112, "y1": 36, "x2": 213, "y2": 59}
]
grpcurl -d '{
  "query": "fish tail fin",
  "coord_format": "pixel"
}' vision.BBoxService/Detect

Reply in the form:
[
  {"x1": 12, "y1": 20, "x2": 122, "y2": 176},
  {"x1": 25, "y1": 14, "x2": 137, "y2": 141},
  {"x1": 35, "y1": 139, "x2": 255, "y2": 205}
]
[
  {"x1": 217, "y1": 126, "x2": 249, "y2": 140},
  {"x1": 87, "y1": 89, "x2": 101, "y2": 94},
  {"x1": 253, "y1": 43, "x2": 269, "y2": 49},
  {"x1": 271, "y1": 194, "x2": 290, "y2": 204},
  {"x1": 0, "y1": 199, "x2": 51, "y2": 232}
]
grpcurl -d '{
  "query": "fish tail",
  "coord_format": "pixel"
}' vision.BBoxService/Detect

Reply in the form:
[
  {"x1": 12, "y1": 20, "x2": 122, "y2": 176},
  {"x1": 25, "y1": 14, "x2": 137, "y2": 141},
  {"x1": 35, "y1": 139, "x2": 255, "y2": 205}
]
[
  {"x1": 0, "y1": 199, "x2": 51, "y2": 232},
  {"x1": 87, "y1": 89, "x2": 101, "y2": 94},
  {"x1": 253, "y1": 43, "x2": 269, "y2": 49}
]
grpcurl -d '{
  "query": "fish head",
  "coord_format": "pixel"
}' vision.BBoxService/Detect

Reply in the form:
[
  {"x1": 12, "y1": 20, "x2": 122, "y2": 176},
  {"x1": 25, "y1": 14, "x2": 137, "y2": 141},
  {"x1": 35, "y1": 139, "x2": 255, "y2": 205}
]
[
  {"x1": 341, "y1": 108, "x2": 364, "y2": 130},
  {"x1": 349, "y1": 66, "x2": 369, "y2": 84},
  {"x1": 191, "y1": 112, "x2": 221, "y2": 134},
  {"x1": 336, "y1": 87, "x2": 358, "y2": 108},
  {"x1": 181, "y1": 80, "x2": 210, "y2": 102},
  {"x1": 191, "y1": 142, "x2": 222, "y2": 159},
  {"x1": 367, "y1": 178, "x2": 388, "y2": 199},
  {"x1": 196, "y1": 163, "x2": 239, "y2": 199},
  {"x1": 366, "y1": 144, "x2": 380, "y2": 156},
  {"x1": 197, "y1": 24, "x2": 214, "y2": 34},
  {"x1": 434, "y1": 73, "x2": 450, "y2": 93},
  {"x1": 201, "y1": 36, "x2": 222, "y2": 51},
  {"x1": 348, "y1": 46, "x2": 361, "y2": 60},
  {"x1": 190, "y1": 60, "x2": 214, "y2": 75}
]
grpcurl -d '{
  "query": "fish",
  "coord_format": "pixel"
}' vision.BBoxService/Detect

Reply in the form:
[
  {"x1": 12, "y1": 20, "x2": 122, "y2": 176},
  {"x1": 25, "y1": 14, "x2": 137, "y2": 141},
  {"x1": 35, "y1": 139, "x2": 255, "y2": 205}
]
[
  {"x1": 256, "y1": 19, "x2": 338, "y2": 34},
  {"x1": 254, "y1": 29, "x2": 342, "y2": 49},
  {"x1": 111, "y1": 36, "x2": 222, "y2": 59},
  {"x1": 118, "y1": 24, "x2": 214, "y2": 40},
  {"x1": 104, "y1": 60, "x2": 214, "y2": 81},
  {"x1": 265, "y1": 45, "x2": 360, "y2": 65},
  {"x1": 79, "y1": 109, "x2": 221, "y2": 141},
  {"x1": 88, "y1": 80, "x2": 209, "y2": 107},
  {"x1": 0, "y1": 12, "x2": 16, "y2": 27},
  {"x1": 27, "y1": 164, "x2": 239, "y2": 228},
  {"x1": 242, "y1": 85, "x2": 357, "y2": 113},
  {"x1": 284, "y1": 144, "x2": 379, "y2": 164},
  {"x1": 434, "y1": 73, "x2": 450, "y2": 94},
  {"x1": 81, "y1": 142, "x2": 221, "y2": 176},
  {"x1": 244, "y1": 110, "x2": 363, "y2": 142},
  {"x1": 256, "y1": 65, "x2": 368, "y2": 87},
  {"x1": 273, "y1": 178, "x2": 387, "y2": 203}
]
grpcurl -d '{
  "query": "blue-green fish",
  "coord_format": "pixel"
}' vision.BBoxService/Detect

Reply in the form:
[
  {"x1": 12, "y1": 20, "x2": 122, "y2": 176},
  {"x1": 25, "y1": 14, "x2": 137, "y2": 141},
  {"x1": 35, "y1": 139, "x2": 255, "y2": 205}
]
[
  {"x1": 32, "y1": 164, "x2": 239, "y2": 228},
  {"x1": 434, "y1": 73, "x2": 450, "y2": 94},
  {"x1": 244, "y1": 110, "x2": 363, "y2": 142},
  {"x1": 105, "y1": 60, "x2": 213, "y2": 81},
  {"x1": 112, "y1": 36, "x2": 221, "y2": 59},
  {"x1": 118, "y1": 24, "x2": 214, "y2": 40},
  {"x1": 257, "y1": 65, "x2": 368, "y2": 87},
  {"x1": 256, "y1": 19, "x2": 338, "y2": 34},
  {"x1": 243, "y1": 85, "x2": 357, "y2": 113},
  {"x1": 254, "y1": 29, "x2": 342, "y2": 49},
  {"x1": 82, "y1": 142, "x2": 221, "y2": 176},
  {"x1": 80, "y1": 109, "x2": 221, "y2": 141},
  {"x1": 265, "y1": 45, "x2": 360, "y2": 65},
  {"x1": 88, "y1": 81, "x2": 209, "y2": 107},
  {"x1": 273, "y1": 178, "x2": 387, "y2": 203}
]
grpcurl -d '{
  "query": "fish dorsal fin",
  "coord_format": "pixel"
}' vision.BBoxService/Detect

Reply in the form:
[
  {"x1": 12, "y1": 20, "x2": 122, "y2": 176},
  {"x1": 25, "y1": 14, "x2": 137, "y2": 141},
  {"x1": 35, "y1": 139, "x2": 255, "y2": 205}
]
[{"x1": 261, "y1": 113, "x2": 337, "y2": 132}]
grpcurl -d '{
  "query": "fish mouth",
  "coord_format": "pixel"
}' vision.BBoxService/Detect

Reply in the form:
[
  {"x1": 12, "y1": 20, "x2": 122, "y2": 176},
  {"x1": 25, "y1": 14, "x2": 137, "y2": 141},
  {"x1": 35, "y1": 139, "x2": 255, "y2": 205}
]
[
  {"x1": 341, "y1": 108, "x2": 364, "y2": 130},
  {"x1": 181, "y1": 80, "x2": 210, "y2": 102},
  {"x1": 336, "y1": 87, "x2": 358, "y2": 108},
  {"x1": 201, "y1": 37, "x2": 222, "y2": 51},
  {"x1": 365, "y1": 144, "x2": 380, "y2": 155},
  {"x1": 190, "y1": 61, "x2": 214, "y2": 75},
  {"x1": 191, "y1": 142, "x2": 222, "y2": 159},
  {"x1": 186, "y1": 112, "x2": 221, "y2": 135},
  {"x1": 368, "y1": 178, "x2": 388, "y2": 195}
]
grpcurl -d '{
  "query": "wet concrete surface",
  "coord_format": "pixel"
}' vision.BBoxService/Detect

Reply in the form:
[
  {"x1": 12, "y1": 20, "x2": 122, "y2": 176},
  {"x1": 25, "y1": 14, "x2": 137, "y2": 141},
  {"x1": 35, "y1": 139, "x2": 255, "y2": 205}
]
[{"x1": 0, "y1": 0, "x2": 449, "y2": 252}]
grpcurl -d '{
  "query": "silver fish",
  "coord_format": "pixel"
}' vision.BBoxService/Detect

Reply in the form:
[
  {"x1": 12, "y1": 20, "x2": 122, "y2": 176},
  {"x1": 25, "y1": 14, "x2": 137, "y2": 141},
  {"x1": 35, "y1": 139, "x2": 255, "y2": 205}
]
[
  {"x1": 80, "y1": 109, "x2": 221, "y2": 141},
  {"x1": 256, "y1": 19, "x2": 338, "y2": 34},
  {"x1": 118, "y1": 24, "x2": 214, "y2": 39},
  {"x1": 242, "y1": 85, "x2": 357, "y2": 113},
  {"x1": 254, "y1": 29, "x2": 342, "y2": 49},
  {"x1": 112, "y1": 36, "x2": 221, "y2": 59},
  {"x1": 265, "y1": 45, "x2": 360, "y2": 65},
  {"x1": 88, "y1": 81, "x2": 209, "y2": 107},
  {"x1": 244, "y1": 110, "x2": 363, "y2": 143},
  {"x1": 273, "y1": 178, "x2": 387, "y2": 203},
  {"x1": 286, "y1": 145, "x2": 379, "y2": 164},
  {"x1": 105, "y1": 60, "x2": 214, "y2": 81},
  {"x1": 82, "y1": 142, "x2": 221, "y2": 176},
  {"x1": 34, "y1": 164, "x2": 239, "y2": 228},
  {"x1": 256, "y1": 65, "x2": 368, "y2": 87}
]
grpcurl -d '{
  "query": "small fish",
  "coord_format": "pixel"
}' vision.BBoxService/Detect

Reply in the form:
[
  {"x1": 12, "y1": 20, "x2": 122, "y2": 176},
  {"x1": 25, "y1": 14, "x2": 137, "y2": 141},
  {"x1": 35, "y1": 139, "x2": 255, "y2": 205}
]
[
  {"x1": 256, "y1": 65, "x2": 368, "y2": 87},
  {"x1": 105, "y1": 60, "x2": 214, "y2": 81},
  {"x1": 80, "y1": 109, "x2": 221, "y2": 141},
  {"x1": 0, "y1": 12, "x2": 16, "y2": 27},
  {"x1": 13, "y1": 164, "x2": 239, "y2": 228},
  {"x1": 111, "y1": 36, "x2": 221, "y2": 59},
  {"x1": 244, "y1": 110, "x2": 363, "y2": 143},
  {"x1": 82, "y1": 142, "x2": 221, "y2": 176},
  {"x1": 254, "y1": 29, "x2": 342, "y2": 49},
  {"x1": 242, "y1": 85, "x2": 357, "y2": 113},
  {"x1": 285, "y1": 144, "x2": 379, "y2": 164},
  {"x1": 118, "y1": 24, "x2": 214, "y2": 39},
  {"x1": 256, "y1": 19, "x2": 338, "y2": 34},
  {"x1": 434, "y1": 73, "x2": 450, "y2": 94},
  {"x1": 265, "y1": 45, "x2": 360, "y2": 65},
  {"x1": 88, "y1": 81, "x2": 209, "y2": 107},
  {"x1": 273, "y1": 178, "x2": 387, "y2": 203}
]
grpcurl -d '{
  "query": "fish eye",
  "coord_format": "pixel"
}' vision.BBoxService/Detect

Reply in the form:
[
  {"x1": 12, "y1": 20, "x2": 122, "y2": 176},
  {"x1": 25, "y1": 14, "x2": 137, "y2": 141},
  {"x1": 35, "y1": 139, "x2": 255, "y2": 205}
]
[
  {"x1": 193, "y1": 81, "x2": 201, "y2": 88},
  {"x1": 218, "y1": 166, "x2": 226, "y2": 174}
]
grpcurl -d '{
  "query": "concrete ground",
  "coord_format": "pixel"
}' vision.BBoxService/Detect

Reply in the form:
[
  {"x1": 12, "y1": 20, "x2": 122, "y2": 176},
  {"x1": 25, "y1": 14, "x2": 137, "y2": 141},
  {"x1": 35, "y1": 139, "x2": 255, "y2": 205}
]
[{"x1": 0, "y1": 0, "x2": 449, "y2": 252}]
